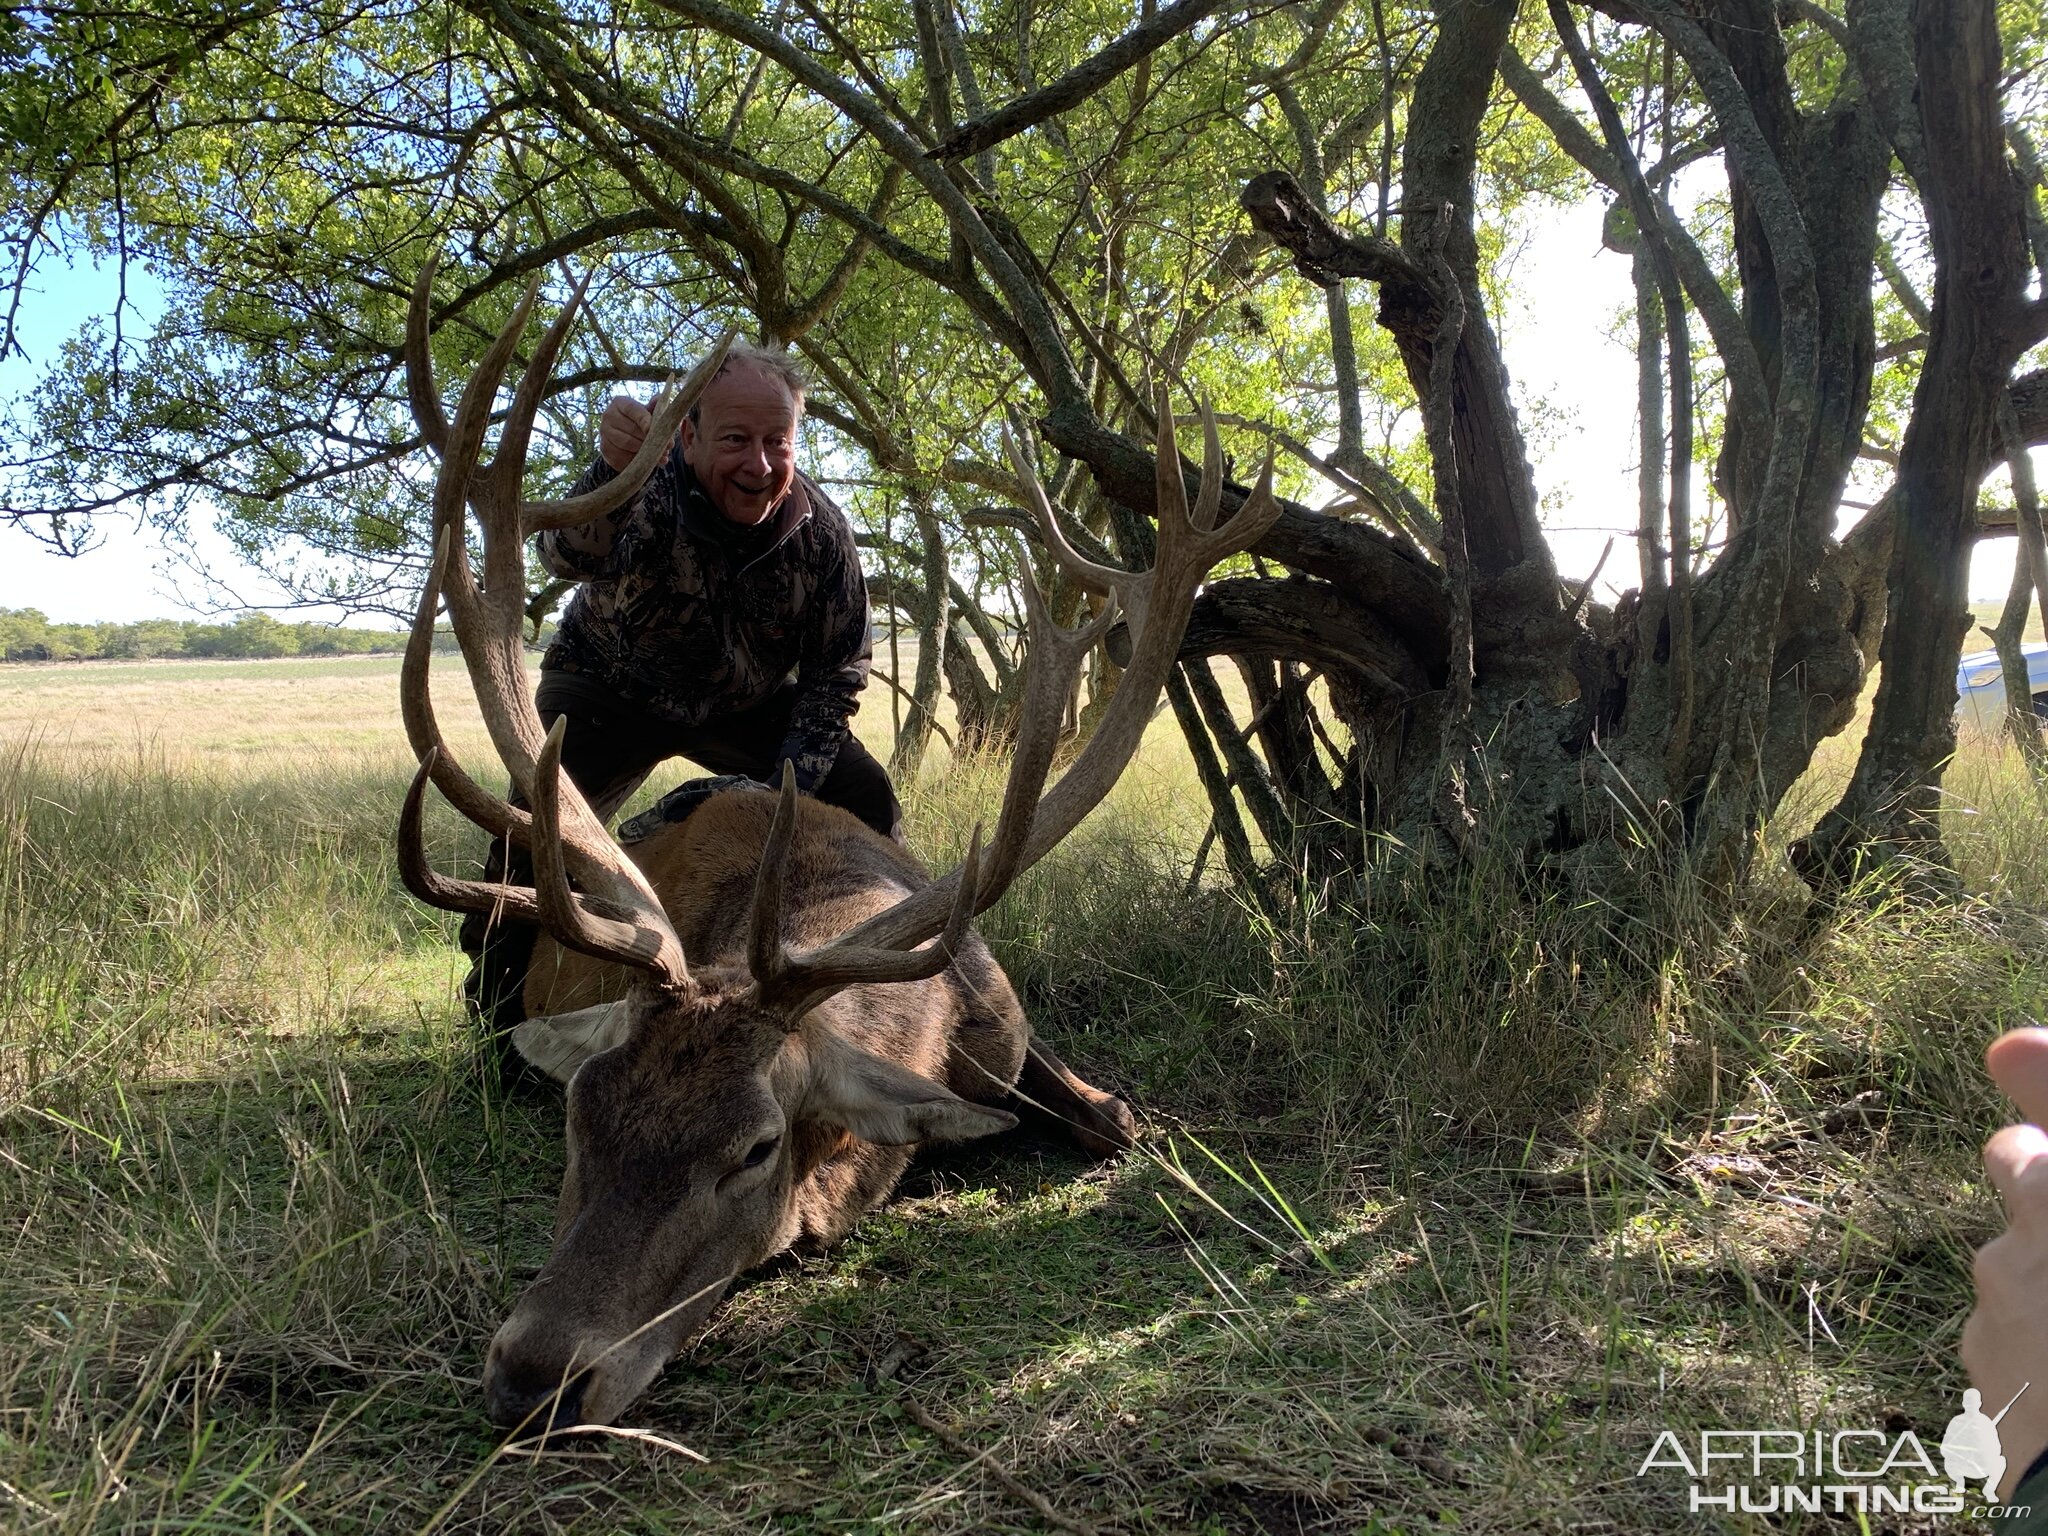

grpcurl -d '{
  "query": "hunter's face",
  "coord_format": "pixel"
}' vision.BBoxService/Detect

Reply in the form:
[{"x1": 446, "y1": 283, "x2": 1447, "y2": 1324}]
[{"x1": 681, "y1": 364, "x2": 801, "y2": 526}]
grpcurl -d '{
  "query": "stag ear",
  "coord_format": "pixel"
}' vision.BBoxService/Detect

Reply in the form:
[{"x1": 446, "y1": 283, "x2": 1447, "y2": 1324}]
[
  {"x1": 511, "y1": 999, "x2": 634, "y2": 1084},
  {"x1": 801, "y1": 1027, "x2": 1018, "y2": 1146}
]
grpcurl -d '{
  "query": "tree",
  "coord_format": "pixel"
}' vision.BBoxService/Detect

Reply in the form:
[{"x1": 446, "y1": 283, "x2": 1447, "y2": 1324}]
[
  {"x1": 101, "y1": 616, "x2": 184, "y2": 657},
  {"x1": 5, "y1": 0, "x2": 2046, "y2": 886},
  {"x1": 0, "y1": 608, "x2": 56, "y2": 661}
]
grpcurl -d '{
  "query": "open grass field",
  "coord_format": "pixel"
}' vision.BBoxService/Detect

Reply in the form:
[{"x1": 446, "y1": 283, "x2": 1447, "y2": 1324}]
[
  {"x1": 1966, "y1": 600, "x2": 2048, "y2": 648},
  {"x1": 4, "y1": 650, "x2": 2048, "y2": 1533}
]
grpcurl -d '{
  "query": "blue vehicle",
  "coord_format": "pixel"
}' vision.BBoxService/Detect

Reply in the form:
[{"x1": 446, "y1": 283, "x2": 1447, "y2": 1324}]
[{"x1": 1956, "y1": 642, "x2": 2048, "y2": 732}]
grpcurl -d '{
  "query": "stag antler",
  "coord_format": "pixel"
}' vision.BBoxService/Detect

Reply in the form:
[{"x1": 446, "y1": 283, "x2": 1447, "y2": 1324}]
[
  {"x1": 743, "y1": 763, "x2": 988, "y2": 1018},
  {"x1": 397, "y1": 254, "x2": 1277, "y2": 1022},
  {"x1": 750, "y1": 387, "x2": 1282, "y2": 974},
  {"x1": 396, "y1": 255, "x2": 734, "y2": 991}
]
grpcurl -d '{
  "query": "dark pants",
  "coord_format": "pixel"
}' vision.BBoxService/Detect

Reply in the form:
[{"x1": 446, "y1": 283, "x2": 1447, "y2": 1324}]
[
  {"x1": 461, "y1": 675, "x2": 902, "y2": 1051},
  {"x1": 530, "y1": 673, "x2": 902, "y2": 838}
]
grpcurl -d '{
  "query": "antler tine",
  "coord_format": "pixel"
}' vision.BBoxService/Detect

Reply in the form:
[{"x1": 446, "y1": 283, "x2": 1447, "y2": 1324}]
[
  {"x1": 530, "y1": 718, "x2": 691, "y2": 990},
  {"x1": 970, "y1": 566, "x2": 1117, "y2": 904},
  {"x1": 1000, "y1": 411, "x2": 1118, "y2": 597},
  {"x1": 399, "y1": 527, "x2": 533, "y2": 845},
  {"x1": 1152, "y1": 382, "x2": 1192, "y2": 539},
  {"x1": 779, "y1": 560, "x2": 1112, "y2": 962},
  {"x1": 407, "y1": 279, "x2": 591, "y2": 803},
  {"x1": 752, "y1": 824, "x2": 985, "y2": 1020},
  {"x1": 398, "y1": 751, "x2": 545, "y2": 922},
  {"x1": 1185, "y1": 446, "x2": 1284, "y2": 570},
  {"x1": 399, "y1": 252, "x2": 705, "y2": 995},
  {"x1": 1193, "y1": 401, "x2": 1224, "y2": 534},
  {"x1": 439, "y1": 276, "x2": 542, "y2": 510},
  {"x1": 404, "y1": 253, "x2": 450, "y2": 456},
  {"x1": 522, "y1": 331, "x2": 738, "y2": 533},
  {"x1": 746, "y1": 761, "x2": 802, "y2": 988},
  {"x1": 1163, "y1": 391, "x2": 1286, "y2": 566},
  {"x1": 1003, "y1": 393, "x2": 1279, "y2": 876},
  {"x1": 453, "y1": 277, "x2": 551, "y2": 626},
  {"x1": 420, "y1": 276, "x2": 543, "y2": 646},
  {"x1": 765, "y1": 387, "x2": 1279, "y2": 981},
  {"x1": 482, "y1": 266, "x2": 598, "y2": 601},
  {"x1": 1137, "y1": 393, "x2": 1287, "y2": 592}
]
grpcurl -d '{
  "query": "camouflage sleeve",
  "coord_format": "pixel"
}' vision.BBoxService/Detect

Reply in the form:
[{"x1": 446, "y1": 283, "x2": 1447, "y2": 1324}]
[
  {"x1": 533, "y1": 454, "x2": 668, "y2": 581},
  {"x1": 776, "y1": 500, "x2": 873, "y2": 794}
]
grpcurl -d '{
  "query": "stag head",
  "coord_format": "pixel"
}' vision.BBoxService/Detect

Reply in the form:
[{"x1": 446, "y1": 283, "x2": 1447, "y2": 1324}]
[
  {"x1": 473, "y1": 755, "x2": 1003, "y2": 1432},
  {"x1": 485, "y1": 961, "x2": 1014, "y2": 1429},
  {"x1": 395, "y1": 258, "x2": 1280, "y2": 1433}
]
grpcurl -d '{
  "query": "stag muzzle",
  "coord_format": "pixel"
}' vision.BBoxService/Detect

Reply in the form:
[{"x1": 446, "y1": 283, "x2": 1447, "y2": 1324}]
[{"x1": 482, "y1": 1271, "x2": 732, "y2": 1430}]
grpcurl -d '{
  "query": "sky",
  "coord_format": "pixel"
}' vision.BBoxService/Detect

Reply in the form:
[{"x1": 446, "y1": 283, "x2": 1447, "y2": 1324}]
[
  {"x1": 0, "y1": 252, "x2": 331, "y2": 624},
  {"x1": 0, "y1": 197, "x2": 2030, "y2": 626}
]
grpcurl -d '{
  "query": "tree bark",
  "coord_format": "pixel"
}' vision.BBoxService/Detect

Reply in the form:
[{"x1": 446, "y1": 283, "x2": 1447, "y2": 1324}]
[
  {"x1": 1186, "y1": 657, "x2": 1295, "y2": 858},
  {"x1": 888, "y1": 493, "x2": 951, "y2": 780},
  {"x1": 1798, "y1": 0, "x2": 2044, "y2": 879},
  {"x1": 1984, "y1": 401, "x2": 2048, "y2": 789},
  {"x1": 1166, "y1": 668, "x2": 1263, "y2": 896}
]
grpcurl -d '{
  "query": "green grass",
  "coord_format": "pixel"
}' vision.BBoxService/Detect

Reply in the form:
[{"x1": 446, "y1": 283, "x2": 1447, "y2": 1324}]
[
  {"x1": 2, "y1": 659, "x2": 2046, "y2": 1532},
  {"x1": 1966, "y1": 599, "x2": 2047, "y2": 648}
]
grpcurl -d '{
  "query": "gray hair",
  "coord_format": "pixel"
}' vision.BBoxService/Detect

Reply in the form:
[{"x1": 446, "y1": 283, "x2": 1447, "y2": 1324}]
[{"x1": 689, "y1": 339, "x2": 807, "y2": 421}]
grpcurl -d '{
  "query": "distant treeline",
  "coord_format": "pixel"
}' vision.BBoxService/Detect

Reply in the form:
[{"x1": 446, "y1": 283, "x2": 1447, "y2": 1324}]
[{"x1": 0, "y1": 608, "x2": 472, "y2": 662}]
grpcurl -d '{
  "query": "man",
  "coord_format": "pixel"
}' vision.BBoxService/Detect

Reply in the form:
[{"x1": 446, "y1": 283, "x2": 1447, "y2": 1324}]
[{"x1": 462, "y1": 339, "x2": 899, "y2": 1044}]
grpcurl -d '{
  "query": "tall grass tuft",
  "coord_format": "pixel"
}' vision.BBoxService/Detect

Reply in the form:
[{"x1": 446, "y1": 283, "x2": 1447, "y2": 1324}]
[
  {"x1": 0, "y1": 736, "x2": 468, "y2": 1108},
  {"x1": 913, "y1": 743, "x2": 2045, "y2": 1168}
]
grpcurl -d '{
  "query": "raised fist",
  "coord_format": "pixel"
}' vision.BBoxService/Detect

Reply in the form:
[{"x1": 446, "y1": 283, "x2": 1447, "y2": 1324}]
[{"x1": 599, "y1": 394, "x2": 658, "y2": 473}]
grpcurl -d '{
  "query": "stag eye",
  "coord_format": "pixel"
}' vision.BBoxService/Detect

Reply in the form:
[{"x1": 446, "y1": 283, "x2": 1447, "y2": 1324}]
[
  {"x1": 720, "y1": 1130, "x2": 782, "y2": 1204},
  {"x1": 717, "y1": 1135, "x2": 780, "y2": 1193}
]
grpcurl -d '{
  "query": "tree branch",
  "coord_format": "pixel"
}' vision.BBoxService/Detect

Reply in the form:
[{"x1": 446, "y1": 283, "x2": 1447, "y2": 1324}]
[{"x1": 932, "y1": 0, "x2": 1236, "y2": 162}]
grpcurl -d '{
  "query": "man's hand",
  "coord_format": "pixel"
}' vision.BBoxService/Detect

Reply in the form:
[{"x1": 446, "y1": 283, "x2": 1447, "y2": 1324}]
[
  {"x1": 1963, "y1": 1027, "x2": 2048, "y2": 1500},
  {"x1": 615, "y1": 774, "x2": 764, "y2": 844},
  {"x1": 599, "y1": 395, "x2": 659, "y2": 473}
]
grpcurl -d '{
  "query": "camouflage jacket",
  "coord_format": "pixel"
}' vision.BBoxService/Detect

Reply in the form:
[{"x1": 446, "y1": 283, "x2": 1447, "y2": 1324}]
[{"x1": 535, "y1": 448, "x2": 872, "y2": 793}]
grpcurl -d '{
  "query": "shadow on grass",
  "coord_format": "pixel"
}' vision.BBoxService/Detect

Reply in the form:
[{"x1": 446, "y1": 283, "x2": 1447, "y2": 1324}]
[
  {"x1": 0, "y1": 1025, "x2": 1601, "y2": 1534},
  {"x1": 0, "y1": 1013, "x2": 2010, "y2": 1536}
]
